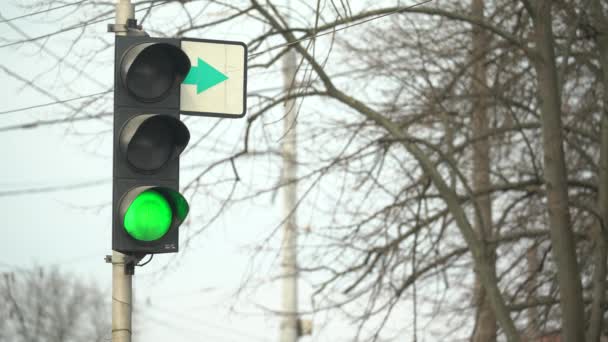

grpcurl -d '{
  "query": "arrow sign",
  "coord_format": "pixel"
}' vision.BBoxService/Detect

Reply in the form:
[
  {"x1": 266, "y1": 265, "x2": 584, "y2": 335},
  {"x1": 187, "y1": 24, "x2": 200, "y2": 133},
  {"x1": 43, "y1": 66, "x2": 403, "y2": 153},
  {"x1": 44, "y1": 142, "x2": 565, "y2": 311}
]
[
  {"x1": 183, "y1": 58, "x2": 229, "y2": 94},
  {"x1": 180, "y1": 38, "x2": 247, "y2": 118}
]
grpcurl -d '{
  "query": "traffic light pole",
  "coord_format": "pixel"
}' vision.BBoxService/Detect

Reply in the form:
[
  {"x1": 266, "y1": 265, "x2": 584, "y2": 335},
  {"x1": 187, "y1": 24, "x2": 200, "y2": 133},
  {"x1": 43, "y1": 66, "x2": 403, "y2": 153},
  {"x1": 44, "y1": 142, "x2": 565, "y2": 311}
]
[
  {"x1": 111, "y1": 251, "x2": 133, "y2": 342},
  {"x1": 108, "y1": 1, "x2": 243, "y2": 340},
  {"x1": 112, "y1": 2, "x2": 135, "y2": 342}
]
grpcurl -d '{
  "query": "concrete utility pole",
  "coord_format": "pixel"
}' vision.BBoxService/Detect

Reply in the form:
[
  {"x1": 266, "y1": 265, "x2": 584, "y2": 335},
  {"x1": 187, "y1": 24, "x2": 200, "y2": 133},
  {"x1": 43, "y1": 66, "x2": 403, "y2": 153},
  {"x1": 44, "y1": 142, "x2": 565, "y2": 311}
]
[
  {"x1": 112, "y1": 1, "x2": 135, "y2": 342},
  {"x1": 112, "y1": 251, "x2": 133, "y2": 342},
  {"x1": 279, "y1": 5, "x2": 299, "y2": 342}
]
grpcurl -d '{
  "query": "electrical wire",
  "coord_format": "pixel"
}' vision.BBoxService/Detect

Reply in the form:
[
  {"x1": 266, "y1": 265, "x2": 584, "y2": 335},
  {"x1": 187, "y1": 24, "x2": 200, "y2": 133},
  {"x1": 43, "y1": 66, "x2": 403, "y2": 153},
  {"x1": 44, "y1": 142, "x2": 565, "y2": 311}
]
[
  {"x1": 248, "y1": 0, "x2": 434, "y2": 59},
  {"x1": 0, "y1": 252, "x2": 105, "y2": 272},
  {"x1": 0, "y1": 68, "x2": 370, "y2": 116},
  {"x1": 146, "y1": 304, "x2": 269, "y2": 342},
  {"x1": 139, "y1": 310, "x2": 241, "y2": 342},
  {"x1": 136, "y1": 254, "x2": 154, "y2": 267},
  {"x1": 0, "y1": 0, "x2": 88, "y2": 23},
  {"x1": 0, "y1": 90, "x2": 112, "y2": 115},
  {"x1": 0, "y1": 179, "x2": 109, "y2": 197},
  {"x1": 2, "y1": 0, "x2": 432, "y2": 51},
  {"x1": 0, "y1": 113, "x2": 111, "y2": 132},
  {"x1": 0, "y1": 16, "x2": 113, "y2": 50},
  {"x1": 0, "y1": 1, "x2": 171, "y2": 49},
  {"x1": 0, "y1": 0, "x2": 434, "y2": 114},
  {"x1": 0, "y1": 11, "x2": 107, "y2": 88}
]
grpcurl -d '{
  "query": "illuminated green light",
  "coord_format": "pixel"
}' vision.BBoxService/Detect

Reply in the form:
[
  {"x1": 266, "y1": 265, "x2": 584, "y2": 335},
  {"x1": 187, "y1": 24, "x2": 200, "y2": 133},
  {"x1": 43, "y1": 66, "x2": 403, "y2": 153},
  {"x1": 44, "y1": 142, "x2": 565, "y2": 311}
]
[{"x1": 124, "y1": 190, "x2": 172, "y2": 241}]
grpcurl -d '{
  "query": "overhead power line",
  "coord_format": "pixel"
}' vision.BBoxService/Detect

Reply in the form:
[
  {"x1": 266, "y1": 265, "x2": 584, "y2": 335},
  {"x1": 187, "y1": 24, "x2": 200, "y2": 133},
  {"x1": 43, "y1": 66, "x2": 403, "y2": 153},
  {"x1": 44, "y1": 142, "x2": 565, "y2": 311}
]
[
  {"x1": 0, "y1": 179, "x2": 109, "y2": 197},
  {"x1": 0, "y1": 11, "x2": 107, "y2": 88},
  {"x1": 0, "y1": 16, "x2": 112, "y2": 49},
  {"x1": 248, "y1": 0, "x2": 434, "y2": 59},
  {"x1": 0, "y1": 0, "x2": 432, "y2": 52},
  {"x1": 0, "y1": 112, "x2": 110, "y2": 132},
  {"x1": 147, "y1": 304, "x2": 269, "y2": 342},
  {"x1": 0, "y1": 0, "x2": 434, "y2": 115},
  {"x1": 0, "y1": 252, "x2": 104, "y2": 272},
  {"x1": 0, "y1": 0, "x2": 87, "y2": 23},
  {"x1": 0, "y1": 1, "x2": 171, "y2": 49},
  {"x1": 0, "y1": 90, "x2": 112, "y2": 115}
]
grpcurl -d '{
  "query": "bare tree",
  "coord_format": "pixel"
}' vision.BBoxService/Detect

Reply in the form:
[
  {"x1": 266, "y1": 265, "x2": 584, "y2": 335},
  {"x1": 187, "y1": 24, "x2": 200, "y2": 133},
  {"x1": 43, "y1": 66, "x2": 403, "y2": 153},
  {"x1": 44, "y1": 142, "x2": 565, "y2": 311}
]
[{"x1": 0, "y1": 267, "x2": 110, "y2": 342}]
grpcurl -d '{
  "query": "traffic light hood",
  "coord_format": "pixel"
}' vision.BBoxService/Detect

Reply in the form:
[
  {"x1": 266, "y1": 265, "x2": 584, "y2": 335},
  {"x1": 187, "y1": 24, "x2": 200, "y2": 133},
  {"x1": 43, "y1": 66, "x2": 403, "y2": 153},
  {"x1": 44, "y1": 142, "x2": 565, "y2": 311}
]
[
  {"x1": 119, "y1": 114, "x2": 190, "y2": 172},
  {"x1": 120, "y1": 42, "x2": 191, "y2": 102}
]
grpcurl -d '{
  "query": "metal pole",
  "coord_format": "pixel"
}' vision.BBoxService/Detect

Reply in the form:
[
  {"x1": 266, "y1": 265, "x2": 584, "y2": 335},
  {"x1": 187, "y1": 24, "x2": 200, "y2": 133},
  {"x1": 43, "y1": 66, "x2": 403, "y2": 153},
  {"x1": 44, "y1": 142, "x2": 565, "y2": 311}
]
[
  {"x1": 112, "y1": 251, "x2": 132, "y2": 342},
  {"x1": 279, "y1": 5, "x2": 299, "y2": 341},
  {"x1": 112, "y1": 1, "x2": 135, "y2": 342},
  {"x1": 115, "y1": 0, "x2": 134, "y2": 35}
]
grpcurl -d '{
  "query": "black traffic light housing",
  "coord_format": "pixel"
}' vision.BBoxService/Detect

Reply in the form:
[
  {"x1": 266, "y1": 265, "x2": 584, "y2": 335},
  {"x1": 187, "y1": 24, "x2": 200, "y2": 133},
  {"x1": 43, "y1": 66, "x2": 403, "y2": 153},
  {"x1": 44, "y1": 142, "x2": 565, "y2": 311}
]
[{"x1": 112, "y1": 36, "x2": 191, "y2": 254}]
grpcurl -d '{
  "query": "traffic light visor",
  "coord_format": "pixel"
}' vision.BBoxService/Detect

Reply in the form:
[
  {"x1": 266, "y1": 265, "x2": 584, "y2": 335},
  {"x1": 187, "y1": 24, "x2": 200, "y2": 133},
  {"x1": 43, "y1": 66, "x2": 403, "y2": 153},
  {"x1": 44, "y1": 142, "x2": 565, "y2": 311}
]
[
  {"x1": 120, "y1": 114, "x2": 190, "y2": 172},
  {"x1": 121, "y1": 43, "x2": 191, "y2": 102}
]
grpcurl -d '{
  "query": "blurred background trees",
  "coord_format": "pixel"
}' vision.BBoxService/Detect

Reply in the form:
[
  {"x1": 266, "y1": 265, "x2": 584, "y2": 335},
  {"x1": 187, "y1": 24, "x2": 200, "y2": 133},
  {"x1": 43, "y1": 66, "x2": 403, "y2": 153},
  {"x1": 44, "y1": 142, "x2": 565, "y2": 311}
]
[
  {"x1": 2, "y1": 0, "x2": 607, "y2": 341},
  {"x1": 0, "y1": 267, "x2": 109, "y2": 342}
]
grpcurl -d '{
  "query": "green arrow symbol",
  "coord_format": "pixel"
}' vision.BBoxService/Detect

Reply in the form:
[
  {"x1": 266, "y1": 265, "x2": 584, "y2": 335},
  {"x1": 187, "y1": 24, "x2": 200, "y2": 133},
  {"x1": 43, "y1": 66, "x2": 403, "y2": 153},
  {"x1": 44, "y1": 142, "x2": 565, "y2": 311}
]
[{"x1": 183, "y1": 58, "x2": 229, "y2": 94}]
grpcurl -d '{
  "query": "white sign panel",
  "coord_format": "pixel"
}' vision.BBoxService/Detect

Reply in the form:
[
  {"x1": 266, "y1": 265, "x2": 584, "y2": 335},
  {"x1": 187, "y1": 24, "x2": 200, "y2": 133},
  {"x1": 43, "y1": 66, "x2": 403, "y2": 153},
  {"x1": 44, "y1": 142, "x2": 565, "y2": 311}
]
[{"x1": 180, "y1": 38, "x2": 247, "y2": 118}]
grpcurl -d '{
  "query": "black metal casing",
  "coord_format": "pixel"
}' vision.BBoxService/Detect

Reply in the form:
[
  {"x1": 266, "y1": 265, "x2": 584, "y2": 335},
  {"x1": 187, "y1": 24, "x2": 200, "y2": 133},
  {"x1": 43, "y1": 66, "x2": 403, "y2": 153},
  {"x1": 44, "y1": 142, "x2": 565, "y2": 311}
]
[{"x1": 112, "y1": 36, "x2": 190, "y2": 254}]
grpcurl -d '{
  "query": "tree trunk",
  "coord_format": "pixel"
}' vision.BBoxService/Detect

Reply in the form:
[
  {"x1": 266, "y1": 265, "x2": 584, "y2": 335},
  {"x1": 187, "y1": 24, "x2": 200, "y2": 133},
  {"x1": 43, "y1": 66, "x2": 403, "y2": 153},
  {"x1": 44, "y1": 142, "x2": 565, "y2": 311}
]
[
  {"x1": 588, "y1": 1, "x2": 608, "y2": 341},
  {"x1": 530, "y1": 2, "x2": 586, "y2": 341},
  {"x1": 471, "y1": 0, "x2": 497, "y2": 341}
]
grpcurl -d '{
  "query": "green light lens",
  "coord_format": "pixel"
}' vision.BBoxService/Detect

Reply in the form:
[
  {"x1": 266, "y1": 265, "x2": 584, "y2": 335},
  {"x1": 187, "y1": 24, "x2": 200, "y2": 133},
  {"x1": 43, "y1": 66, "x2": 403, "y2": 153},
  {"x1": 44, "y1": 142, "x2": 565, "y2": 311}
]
[{"x1": 124, "y1": 190, "x2": 172, "y2": 241}]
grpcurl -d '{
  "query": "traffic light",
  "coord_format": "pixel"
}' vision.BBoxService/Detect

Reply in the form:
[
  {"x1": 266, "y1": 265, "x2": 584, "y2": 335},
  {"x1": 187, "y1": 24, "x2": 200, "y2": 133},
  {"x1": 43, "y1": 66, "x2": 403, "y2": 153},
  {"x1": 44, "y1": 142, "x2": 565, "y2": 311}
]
[{"x1": 112, "y1": 36, "x2": 191, "y2": 254}]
